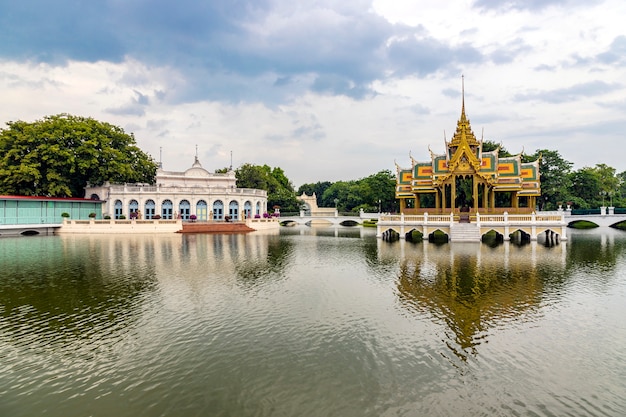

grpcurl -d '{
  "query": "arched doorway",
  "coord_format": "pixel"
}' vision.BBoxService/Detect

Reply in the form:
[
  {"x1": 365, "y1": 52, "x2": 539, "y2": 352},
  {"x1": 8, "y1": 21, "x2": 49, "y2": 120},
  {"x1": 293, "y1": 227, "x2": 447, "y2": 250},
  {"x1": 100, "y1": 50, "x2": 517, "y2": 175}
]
[
  {"x1": 129, "y1": 200, "x2": 139, "y2": 218},
  {"x1": 179, "y1": 200, "x2": 191, "y2": 220},
  {"x1": 196, "y1": 200, "x2": 208, "y2": 221},
  {"x1": 162, "y1": 200, "x2": 173, "y2": 219},
  {"x1": 145, "y1": 199, "x2": 156, "y2": 219},
  {"x1": 213, "y1": 200, "x2": 224, "y2": 220},
  {"x1": 114, "y1": 200, "x2": 123, "y2": 219},
  {"x1": 229, "y1": 201, "x2": 239, "y2": 220}
]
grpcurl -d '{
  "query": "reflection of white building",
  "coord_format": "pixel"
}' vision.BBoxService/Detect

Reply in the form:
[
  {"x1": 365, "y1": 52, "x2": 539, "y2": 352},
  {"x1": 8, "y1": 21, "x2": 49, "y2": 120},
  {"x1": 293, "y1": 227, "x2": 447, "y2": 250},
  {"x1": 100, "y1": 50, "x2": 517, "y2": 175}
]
[{"x1": 85, "y1": 157, "x2": 268, "y2": 221}]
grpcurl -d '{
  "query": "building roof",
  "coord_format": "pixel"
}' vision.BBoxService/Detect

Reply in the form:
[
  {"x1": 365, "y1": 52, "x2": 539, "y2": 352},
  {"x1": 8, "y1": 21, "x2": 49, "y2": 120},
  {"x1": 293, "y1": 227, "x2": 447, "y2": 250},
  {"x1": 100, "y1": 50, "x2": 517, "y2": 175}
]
[{"x1": 0, "y1": 195, "x2": 104, "y2": 203}]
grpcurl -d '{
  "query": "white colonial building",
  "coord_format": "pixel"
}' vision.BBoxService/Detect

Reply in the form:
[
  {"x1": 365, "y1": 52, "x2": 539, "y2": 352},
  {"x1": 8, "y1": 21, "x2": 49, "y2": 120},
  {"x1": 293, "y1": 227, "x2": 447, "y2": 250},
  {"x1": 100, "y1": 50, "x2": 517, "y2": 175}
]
[{"x1": 85, "y1": 157, "x2": 268, "y2": 221}]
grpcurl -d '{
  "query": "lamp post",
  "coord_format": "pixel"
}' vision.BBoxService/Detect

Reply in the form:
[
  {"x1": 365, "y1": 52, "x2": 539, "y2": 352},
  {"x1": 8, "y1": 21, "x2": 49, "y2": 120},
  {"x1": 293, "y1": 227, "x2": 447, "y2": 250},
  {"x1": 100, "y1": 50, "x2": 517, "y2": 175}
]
[{"x1": 378, "y1": 199, "x2": 381, "y2": 213}]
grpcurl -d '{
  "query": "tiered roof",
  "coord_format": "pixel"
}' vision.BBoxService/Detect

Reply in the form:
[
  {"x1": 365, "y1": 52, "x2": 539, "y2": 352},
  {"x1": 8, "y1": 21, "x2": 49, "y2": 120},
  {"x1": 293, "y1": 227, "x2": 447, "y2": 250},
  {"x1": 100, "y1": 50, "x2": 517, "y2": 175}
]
[{"x1": 396, "y1": 92, "x2": 541, "y2": 198}]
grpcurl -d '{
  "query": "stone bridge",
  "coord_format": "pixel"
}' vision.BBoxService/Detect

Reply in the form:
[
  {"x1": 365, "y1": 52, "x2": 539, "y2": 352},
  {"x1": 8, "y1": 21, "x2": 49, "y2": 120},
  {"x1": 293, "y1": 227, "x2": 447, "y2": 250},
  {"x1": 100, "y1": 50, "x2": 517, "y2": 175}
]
[
  {"x1": 278, "y1": 211, "x2": 378, "y2": 226},
  {"x1": 565, "y1": 213, "x2": 626, "y2": 227}
]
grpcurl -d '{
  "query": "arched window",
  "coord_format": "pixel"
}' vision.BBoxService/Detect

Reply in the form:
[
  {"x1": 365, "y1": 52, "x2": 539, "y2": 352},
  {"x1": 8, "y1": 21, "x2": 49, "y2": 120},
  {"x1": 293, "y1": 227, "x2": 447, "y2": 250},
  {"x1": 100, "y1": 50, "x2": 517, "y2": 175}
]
[
  {"x1": 229, "y1": 200, "x2": 239, "y2": 220},
  {"x1": 244, "y1": 201, "x2": 252, "y2": 219},
  {"x1": 213, "y1": 200, "x2": 224, "y2": 220},
  {"x1": 256, "y1": 202, "x2": 261, "y2": 216},
  {"x1": 162, "y1": 200, "x2": 173, "y2": 219},
  {"x1": 90, "y1": 194, "x2": 100, "y2": 200},
  {"x1": 114, "y1": 200, "x2": 123, "y2": 219},
  {"x1": 179, "y1": 200, "x2": 191, "y2": 220},
  {"x1": 129, "y1": 200, "x2": 139, "y2": 218},
  {"x1": 196, "y1": 200, "x2": 207, "y2": 221},
  {"x1": 145, "y1": 200, "x2": 156, "y2": 219}
]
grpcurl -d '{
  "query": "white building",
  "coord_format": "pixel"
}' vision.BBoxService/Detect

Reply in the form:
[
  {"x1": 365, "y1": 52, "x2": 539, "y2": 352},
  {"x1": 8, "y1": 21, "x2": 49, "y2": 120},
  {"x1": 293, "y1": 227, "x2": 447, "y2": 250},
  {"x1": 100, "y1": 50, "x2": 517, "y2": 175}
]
[{"x1": 85, "y1": 157, "x2": 268, "y2": 221}]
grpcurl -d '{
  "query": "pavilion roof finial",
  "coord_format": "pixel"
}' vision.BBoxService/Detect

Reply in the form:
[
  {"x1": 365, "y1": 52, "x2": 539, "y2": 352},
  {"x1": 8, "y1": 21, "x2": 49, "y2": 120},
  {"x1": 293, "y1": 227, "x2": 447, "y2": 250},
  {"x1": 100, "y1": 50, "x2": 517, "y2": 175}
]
[{"x1": 461, "y1": 74, "x2": 465, "y2": 117}]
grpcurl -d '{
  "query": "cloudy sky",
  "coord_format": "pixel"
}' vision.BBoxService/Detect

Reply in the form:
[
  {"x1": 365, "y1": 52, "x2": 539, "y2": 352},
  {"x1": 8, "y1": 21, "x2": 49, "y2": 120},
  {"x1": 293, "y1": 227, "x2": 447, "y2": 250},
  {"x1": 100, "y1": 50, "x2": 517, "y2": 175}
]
[{"x1": 1, "y1": 0, "x2": 624, "y2": 187}]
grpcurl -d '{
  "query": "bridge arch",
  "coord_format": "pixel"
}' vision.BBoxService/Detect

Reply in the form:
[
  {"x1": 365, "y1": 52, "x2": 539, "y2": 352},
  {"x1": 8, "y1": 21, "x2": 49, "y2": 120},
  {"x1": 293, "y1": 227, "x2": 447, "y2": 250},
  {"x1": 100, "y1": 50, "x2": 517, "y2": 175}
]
[
  {"x1": 567, "y1": 220, "x2": 599, "y2": 228},
  {"x1": 428, "y1": 229, "x2": 449, "y2": 243},
  {"x1": 339, "y1": 219, "x2": 359, "y2": 227},
  {"x1": 21, "y1": 229, "x2": 41, "y2": 236}
]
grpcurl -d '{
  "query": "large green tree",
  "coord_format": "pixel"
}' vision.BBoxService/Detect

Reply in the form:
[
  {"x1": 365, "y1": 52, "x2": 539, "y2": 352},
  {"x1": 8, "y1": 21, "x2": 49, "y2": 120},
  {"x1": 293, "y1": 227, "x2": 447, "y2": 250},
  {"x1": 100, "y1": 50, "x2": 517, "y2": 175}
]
[
  {"x1": 235, "y1": 163, "x2": 300, "y2": 212},
  {"x1": 527, "y1": 149, "x2": 573, "y2": 210},
  {"x1": 0, "y1": 114, "x2": 157, "y2": 197},
  {"x1": 319, "y1": 170, "x2": 397, "y2": 213},
  {"x1": 297, "y1": 181, "x2": 332, "y2": 205}
]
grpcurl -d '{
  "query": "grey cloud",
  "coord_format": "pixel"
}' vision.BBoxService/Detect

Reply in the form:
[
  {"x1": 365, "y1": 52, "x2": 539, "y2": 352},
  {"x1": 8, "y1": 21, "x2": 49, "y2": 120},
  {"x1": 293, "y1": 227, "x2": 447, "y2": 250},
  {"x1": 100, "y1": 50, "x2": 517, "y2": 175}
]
[
  {"x1": 489, "y1": 39, "x2": 533, "y2": 64},
  {"x1": 105, "y1": 90, "x2": 151, "y2": 116},
  {"x1": 472, "y1": 0, "x2": 598, "y2": 12},
  {"x1": 514, "y1": 80, "x2": 621, "y2": 103},
  {"x1": 596, "y1": 36, "x2": 626, "y2": 65},
  {"x1": 0, "y1": 0, "x2": 522, "y2": 104}
]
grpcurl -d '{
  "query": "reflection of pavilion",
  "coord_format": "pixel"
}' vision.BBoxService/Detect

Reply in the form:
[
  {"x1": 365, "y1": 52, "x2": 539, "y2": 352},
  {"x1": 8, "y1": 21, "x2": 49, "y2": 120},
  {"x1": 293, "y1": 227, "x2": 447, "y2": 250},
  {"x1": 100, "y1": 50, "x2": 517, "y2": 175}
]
[{"x1": 383, "y1": 240, "x2": 567, "y2": 360}]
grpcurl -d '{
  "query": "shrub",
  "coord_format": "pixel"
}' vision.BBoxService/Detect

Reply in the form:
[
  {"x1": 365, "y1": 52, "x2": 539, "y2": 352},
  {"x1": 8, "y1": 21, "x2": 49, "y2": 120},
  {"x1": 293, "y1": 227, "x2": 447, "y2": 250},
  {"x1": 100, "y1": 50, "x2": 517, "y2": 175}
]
[
  {"x1": 153, "y1": 214, "x2": 161, "y2": 220},
  {"x1": 104, "y1": 215, "x2": 111, "y2": 220},
  {"x1": 119, "y1": 215, "x2": 126, "y2": 219},
  {"x1": 61, "y1": 212, "x2": 70, "y2": 218},
  {"x1": 88, "y1": 212, "x2": 97, "y2": 218}
]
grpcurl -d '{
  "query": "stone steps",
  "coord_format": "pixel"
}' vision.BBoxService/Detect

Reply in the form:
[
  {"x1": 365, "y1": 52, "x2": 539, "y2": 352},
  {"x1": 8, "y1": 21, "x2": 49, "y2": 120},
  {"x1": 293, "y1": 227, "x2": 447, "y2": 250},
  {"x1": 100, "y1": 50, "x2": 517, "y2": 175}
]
[
  {"x1": 450, "y1": 223, "x2": 481, "y2": 242},
  {"x1": 179, "y1": 222, "x2": 255, "y2": 234}
]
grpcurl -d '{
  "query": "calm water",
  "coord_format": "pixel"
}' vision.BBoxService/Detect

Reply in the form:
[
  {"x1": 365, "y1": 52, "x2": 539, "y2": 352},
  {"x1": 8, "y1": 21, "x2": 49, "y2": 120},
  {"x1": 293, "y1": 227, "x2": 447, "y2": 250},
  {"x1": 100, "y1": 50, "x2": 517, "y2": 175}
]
[{"x1": 1, "y1": 227, "x2": 625, "y2": 417}]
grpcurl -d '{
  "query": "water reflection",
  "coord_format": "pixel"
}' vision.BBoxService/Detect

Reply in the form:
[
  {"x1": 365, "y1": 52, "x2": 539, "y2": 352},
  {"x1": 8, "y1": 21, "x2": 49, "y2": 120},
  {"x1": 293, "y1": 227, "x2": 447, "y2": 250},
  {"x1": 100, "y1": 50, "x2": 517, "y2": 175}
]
[
  {"x1": 1, "y1": 227, "x2": 625, "y2": 417},
  {"x1": 381, "y1": 231, "x2": 626, "y2": 362},
  {"x1": 0, "y1": 235, "x2": 159, "y2": 350}
]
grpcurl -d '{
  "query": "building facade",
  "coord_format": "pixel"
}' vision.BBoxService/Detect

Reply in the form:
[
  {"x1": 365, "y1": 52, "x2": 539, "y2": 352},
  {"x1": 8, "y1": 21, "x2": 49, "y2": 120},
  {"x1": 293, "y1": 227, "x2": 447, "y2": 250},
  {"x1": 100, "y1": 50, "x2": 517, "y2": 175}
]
[{"x1": 85, "y1": 157, "x2": 268, "y2": 221}]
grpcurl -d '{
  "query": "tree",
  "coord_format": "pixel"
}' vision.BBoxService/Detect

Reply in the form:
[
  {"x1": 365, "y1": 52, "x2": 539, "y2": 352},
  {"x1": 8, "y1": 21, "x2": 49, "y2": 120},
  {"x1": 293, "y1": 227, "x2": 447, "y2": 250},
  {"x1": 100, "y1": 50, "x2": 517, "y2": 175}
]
[
  {"x1": 319, "y1": 170, "x2": 397, "y2": 213},
  {"x1": 569, "y1": 167, "x2": 601, "y2": 209},
  {"x1": 481, "y1": 140, "x2": 512, "y2": 157},
  {"x1": 297, "y1": 181, "x2": 332, "y2": 205},
  {"x1": 0, "y1": 114, "x2": 158, "y2": 197},
  {"x1": 528, "y1": 149, "x2": 573, "y2": 210},
  {"x1": 235, "y1": 163, "x2": 300, "y2": 212}
]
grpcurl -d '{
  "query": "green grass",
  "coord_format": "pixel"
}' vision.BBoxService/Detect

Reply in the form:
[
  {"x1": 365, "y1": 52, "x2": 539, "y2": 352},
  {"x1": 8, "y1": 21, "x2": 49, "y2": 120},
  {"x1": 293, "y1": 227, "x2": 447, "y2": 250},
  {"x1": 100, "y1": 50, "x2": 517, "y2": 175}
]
[{"x1": 362, "y1": 219, "x2": 378, "y2": 228}]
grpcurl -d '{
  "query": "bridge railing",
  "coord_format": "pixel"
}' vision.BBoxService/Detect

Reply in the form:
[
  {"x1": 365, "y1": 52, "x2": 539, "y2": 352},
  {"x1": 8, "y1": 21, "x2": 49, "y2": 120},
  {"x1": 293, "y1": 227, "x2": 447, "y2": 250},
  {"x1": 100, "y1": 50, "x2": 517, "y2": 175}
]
[{"x1": 380, "y1": 212, "x2": 566, "y2": 224}]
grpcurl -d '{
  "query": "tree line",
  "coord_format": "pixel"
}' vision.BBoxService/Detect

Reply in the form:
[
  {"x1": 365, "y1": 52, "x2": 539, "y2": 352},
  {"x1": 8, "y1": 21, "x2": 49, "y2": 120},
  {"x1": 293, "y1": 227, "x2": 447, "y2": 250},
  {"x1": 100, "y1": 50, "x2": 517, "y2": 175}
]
[{"x1": 1, "y1": 115, "x2": 624, "y2": 212}]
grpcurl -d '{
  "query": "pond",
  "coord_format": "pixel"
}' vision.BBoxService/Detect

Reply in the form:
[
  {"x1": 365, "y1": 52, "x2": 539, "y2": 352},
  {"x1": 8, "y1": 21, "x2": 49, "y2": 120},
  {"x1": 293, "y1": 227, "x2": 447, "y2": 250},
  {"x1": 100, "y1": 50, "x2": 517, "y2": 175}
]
[{"x1": 1, "y1": 227, "x2": 625, "y2": 416}]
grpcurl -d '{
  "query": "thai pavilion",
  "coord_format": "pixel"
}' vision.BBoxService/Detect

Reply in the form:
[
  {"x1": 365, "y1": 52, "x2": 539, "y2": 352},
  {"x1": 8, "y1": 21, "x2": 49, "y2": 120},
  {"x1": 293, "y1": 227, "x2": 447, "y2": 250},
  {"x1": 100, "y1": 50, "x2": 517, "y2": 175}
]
[
  {"x1": 85, "y1": 156, "x2": 268, "y2": 221},
  {"x1": 395, "y1": 94, "x2": 541, "y2": 214}
]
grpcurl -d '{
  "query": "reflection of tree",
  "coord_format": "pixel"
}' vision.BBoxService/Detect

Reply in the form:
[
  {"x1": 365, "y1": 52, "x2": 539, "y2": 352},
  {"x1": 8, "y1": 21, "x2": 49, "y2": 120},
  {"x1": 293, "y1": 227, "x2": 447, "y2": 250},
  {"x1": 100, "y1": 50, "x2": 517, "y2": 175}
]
[
  {"x1": 396, "y1": 250, "x2": 550, "y2": 360},
  {"x1": 234, "y1": 235, "x2": 295, "y2": 288},
  {"x1": 0, "y1": 236, "x2": 158, "y2": 349},
  {"x1": 566, "y1": 231, "x2": 626, "y2": 281}
]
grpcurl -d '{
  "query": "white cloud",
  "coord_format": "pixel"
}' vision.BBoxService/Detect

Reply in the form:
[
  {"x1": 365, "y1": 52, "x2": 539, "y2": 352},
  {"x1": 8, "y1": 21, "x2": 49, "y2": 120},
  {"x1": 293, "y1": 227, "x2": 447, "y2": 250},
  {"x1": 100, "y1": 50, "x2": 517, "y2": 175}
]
[{"x1": 0, "y1": 0, "x2": 625, "y2": 188}]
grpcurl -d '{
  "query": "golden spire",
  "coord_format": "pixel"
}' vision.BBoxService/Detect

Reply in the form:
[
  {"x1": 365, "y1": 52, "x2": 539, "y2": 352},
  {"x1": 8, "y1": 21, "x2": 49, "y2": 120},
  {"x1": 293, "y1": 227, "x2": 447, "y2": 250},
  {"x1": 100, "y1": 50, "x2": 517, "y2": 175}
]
[
  {"x1": 449, "y1": 75, "x2": 478, "y2": 147},
  {"x1": 461, "y1": 74, "x2": 465, "y2": 118}
]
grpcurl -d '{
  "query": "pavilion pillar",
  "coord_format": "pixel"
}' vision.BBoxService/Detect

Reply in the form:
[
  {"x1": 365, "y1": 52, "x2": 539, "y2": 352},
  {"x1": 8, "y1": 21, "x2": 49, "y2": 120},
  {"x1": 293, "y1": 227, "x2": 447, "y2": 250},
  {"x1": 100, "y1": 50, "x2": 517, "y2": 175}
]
[
  {"x1": 473, "y1": 178, "x2": 479, "y2": 211},
  {"x1": 415, "y1": 195, "x2": 421, "y2": 209},
  {"x1": 400, "y1": 199, "x2": 406, "y2": 213},
  {"x1": 490, "y1": 189, "x2": 495, "y2": 210},
  {"x1": 482, "y1": 184, "x2": 488, "y2": 210},
  {"x1": 451, "y1": 178, "x2": 456, "y2": 211},
  {"x1": 441, "y1": 187, "x2": 445, "y2": 211}
]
